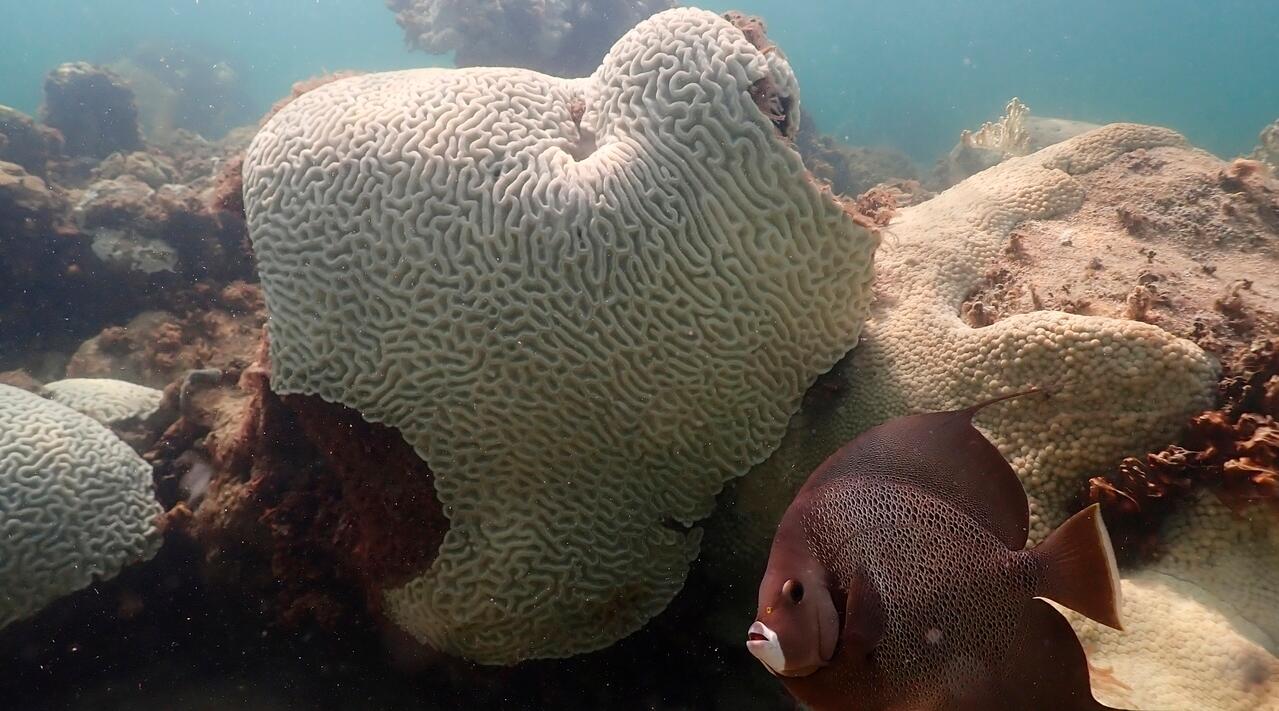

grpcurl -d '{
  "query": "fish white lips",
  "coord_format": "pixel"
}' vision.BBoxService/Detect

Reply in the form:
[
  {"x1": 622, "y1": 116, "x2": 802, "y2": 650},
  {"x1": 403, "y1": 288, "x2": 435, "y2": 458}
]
[{"x1": 746, "y1": 621, "x2": 786, "y2": 676}]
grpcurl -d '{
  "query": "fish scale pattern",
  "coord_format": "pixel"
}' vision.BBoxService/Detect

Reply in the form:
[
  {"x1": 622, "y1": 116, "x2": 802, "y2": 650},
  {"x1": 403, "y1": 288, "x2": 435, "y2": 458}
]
[
  {"x1": 806, "y1": 480, "x2": 1037, "y2": 707},
  {"x1": 242, "y1": 8, "x2": 878, "y2": 663},
  {"x1": 0, "y1": 384, "x2": 162, "y2": 630}
]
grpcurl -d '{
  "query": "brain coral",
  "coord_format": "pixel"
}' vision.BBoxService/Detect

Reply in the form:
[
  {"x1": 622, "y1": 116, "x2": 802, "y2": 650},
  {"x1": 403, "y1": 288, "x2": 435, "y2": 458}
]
[
  {"x1": 709, "y1": 124, "x2": 1219, "y2": 585},
  {"x1": 0, "y1": 383, "x2": 162, "y2": 630},
  {"x1": 242, "y1": 8, "x2": 877, "y2": 663},
  {"x1": 42, "y1": 377, "x2": 164, "y2": 426},
  {"x1": 1064, "y1": 493, "x2": 1279, "y2": 710}
]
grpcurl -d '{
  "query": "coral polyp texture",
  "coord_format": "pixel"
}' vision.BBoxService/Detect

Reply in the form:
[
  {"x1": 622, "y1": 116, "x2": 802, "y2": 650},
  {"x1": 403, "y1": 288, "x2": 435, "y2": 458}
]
[
  {"x1": 0, "y1": 384, "x2": 162, "y2": 630},
  {"x1": 242, "y1": 8, "x2": 878, "y2": 663},
  {"x1": 711, "y1": 124, "x2": 1220, "y2": 582},
  {"x1": 42, "y1": 378, "x2": 164, "y2": 427}
]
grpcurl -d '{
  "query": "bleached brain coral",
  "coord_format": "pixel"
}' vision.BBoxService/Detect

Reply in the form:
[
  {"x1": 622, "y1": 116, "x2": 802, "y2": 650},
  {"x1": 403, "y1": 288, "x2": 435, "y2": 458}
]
[
  {"x1": 711, "y1": 124, "x2": 1218, "y2": 574},
  {"x1": 0, "y1": 384, "x2": 162, "y2": 630},
  {"x1": 242, "y1": 8, "x2": 878, "y2": 663},
  {"x1": 42, "y1": 377, "x2": 164, "y2": 426}
]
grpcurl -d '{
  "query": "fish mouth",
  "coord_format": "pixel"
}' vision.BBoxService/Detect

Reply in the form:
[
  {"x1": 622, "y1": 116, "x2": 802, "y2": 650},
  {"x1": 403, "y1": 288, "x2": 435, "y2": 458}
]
[{"x1": 746, "y1": 621, "x2": 820, "y2": 678}]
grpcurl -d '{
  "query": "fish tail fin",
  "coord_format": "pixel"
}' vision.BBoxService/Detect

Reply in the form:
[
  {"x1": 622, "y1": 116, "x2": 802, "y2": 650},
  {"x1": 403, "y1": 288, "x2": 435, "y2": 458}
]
[{"x1": 1033, "y1": 503, "x2": 1124, "y2": 630}]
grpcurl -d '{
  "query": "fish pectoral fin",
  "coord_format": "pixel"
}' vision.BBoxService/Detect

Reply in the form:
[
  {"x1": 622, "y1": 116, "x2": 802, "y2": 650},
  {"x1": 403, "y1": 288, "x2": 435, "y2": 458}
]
[
  {"x1": 999, "y1": 598, "x2": 1133, "y2": 711},
  {"x1": 839, "y1": 568, "x2": 884, "y2": 658}
]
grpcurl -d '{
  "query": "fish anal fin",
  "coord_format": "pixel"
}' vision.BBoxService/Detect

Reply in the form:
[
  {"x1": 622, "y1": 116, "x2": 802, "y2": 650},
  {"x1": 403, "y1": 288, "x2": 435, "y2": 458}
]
[
  {"x1": 810, "y1": 391, "x2": 1037, "y2": 550},
  {"x1": 1002, "y1": 598, "x2": 1131, "y2": 711},
  {"x1": 839, "y1": 567, "x2": 884, "y2": 659},
  {"x1": 1034, "y1": 504, "x2": 1124, "y2": 630}
]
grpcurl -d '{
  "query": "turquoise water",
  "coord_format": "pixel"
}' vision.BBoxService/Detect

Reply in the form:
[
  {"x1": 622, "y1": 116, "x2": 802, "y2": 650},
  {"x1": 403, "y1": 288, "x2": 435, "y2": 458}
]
[{"x1": 1, "y1": 0, "x2": 1276, "y2": 163}]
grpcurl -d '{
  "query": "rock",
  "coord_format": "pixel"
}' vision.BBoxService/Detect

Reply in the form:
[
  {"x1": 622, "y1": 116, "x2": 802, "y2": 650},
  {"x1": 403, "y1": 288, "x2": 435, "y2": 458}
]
[
  {"x1": 41, "y1": 62, "x2": 143, "y2": 159},
  {"x1": 92, "y1": 150, "x2": 179, "y2": 189},
  {"x1": 0, "y1": 104, "x2": 61, "y2": 177}
]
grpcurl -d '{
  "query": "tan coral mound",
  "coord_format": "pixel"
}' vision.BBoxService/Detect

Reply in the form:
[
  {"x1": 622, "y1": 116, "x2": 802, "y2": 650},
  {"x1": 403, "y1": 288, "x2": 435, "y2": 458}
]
[
  {"x1": 1064, "y1": 492, "x2": 1279, "y2": 711},
  {"x1": 242, "y1": 9, "x2": 878, "y2": 663},
  {"x1": 710, "y1": 125, "x2": 1220, "y2": 588},
  {"x1": 1065, "y1": 571, "x2": 1278, "y2": 711}
]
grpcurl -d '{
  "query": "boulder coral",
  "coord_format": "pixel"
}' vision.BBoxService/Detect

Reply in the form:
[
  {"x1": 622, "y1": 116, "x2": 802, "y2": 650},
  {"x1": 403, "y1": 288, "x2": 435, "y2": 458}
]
[
  {"x1": 242, "y1": 8, "x2": 879, "y2": 663},
  {"x1": 0, "y1": 384, "x2": 162, "y2": 631},
  {"x1": 711, "y1": 124, "x2": 1221, "y2": 586}
]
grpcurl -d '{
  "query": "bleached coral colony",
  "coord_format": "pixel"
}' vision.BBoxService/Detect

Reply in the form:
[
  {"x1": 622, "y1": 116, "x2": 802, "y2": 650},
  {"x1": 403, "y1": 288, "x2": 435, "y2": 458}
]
[
  {"x1": 243, "y1": 8, "x2": 878, "y2": 662},
  {"x1": 0, "y1": 384, "x2": 162, "y2": 630}
]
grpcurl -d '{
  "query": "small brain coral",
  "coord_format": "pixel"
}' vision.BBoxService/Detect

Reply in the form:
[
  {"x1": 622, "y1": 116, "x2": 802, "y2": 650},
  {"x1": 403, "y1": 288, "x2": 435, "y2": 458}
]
[
  {"x1": 242, "y1": 9, "x2": 878, "y2": 663},
  {"x1": 0, "y1": 384, "x2": 162, "y2": 630},
  {"x1": 42, "y1": 377, "x2": 164, "y2": 427},
  {"x1": 710, "y1": 124, "x2": 1219, "y2": 582}
]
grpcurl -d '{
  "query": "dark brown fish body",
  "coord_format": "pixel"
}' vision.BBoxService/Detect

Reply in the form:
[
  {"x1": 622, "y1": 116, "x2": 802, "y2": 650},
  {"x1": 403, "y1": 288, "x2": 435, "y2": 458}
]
[{"x1": 747, "y1": 395, "x2": 1128, "y2": 711}]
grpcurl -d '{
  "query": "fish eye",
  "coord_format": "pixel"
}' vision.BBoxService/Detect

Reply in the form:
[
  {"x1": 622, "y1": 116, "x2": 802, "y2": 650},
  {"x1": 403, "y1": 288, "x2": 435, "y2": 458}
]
[{"x1": 782, "y1": 579, "x2": 804, "y2": 603}]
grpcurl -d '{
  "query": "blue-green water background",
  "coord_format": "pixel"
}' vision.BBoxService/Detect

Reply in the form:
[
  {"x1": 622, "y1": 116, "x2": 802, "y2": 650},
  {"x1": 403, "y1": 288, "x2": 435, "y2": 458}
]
[{"x1": 1, "y1": 0, "x2": 1276, "y2": 163}]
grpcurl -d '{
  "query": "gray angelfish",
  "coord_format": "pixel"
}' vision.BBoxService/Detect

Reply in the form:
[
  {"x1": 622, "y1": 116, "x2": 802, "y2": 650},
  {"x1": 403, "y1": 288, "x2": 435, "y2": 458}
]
[{"x1": 747, "y1": 392, "x2": 1130, "y2": 710}]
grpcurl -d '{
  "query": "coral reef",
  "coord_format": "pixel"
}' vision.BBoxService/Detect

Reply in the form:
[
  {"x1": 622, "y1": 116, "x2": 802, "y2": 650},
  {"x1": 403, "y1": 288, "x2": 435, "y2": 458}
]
[
  {"x1": 41, "y1": 63, "x2": 142, "y2": 159},
  {"x1": 386, "y1": 0, "x2": 675, "y2": 76},
  {"x1": 242, "y1": 8, "x2": 878, "y2": 663},
  {"x1": 1090, "y1": 340, "x2": 1279, "y2": 556},
  {"x1": 0, "y1": 61, "x2": 255, "y2": 371},
  {"x1": 931, "y1": 98, "x2": 1101, "y2": 189},
  {"x1": 795, "y1": 117, "x2": 920, "y2": 197},
  {"x1": 106, "y1": 41, "x2": 250, "y2": 142},
  {"x1": 65, "y1": 283, "x2": 265, "y2": 389},
  {"x1": 706, "y1": 125, "x2": 1224, "y2": 615},
  {"x1": 0, "y1": 384, "x2": 162, "y2": 631},
  {"x1": 0, "y1": 104, "x2": 62, "y2": 177}
]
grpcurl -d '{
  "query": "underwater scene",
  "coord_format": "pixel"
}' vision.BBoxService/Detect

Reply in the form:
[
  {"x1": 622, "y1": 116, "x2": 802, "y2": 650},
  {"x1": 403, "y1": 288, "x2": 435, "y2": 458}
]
[{"x1": 0, "y1": 1, "x2": 1277, "y2": 709}]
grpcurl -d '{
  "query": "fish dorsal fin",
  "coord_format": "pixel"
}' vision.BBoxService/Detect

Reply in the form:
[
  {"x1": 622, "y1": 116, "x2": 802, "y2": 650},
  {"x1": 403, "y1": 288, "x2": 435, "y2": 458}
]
[
  {"x1": 812, "y1": 392, "x2": 1034, "y2": 550},
  {"x1": 1000, "y1": 599, "x2": 1131, "y2": 711}
]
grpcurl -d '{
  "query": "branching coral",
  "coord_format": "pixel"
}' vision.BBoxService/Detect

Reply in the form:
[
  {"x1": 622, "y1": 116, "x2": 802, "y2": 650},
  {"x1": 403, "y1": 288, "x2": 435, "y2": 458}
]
[
  {"x1": 964, "y1": 97, "x2": 1032, "y2": 156},
  {"x1": 386, "y1": 0, "x2": 675, "y2": 76},
  {"x1": 242, "y1": 9, "x2": 878, "y2": 663}
]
